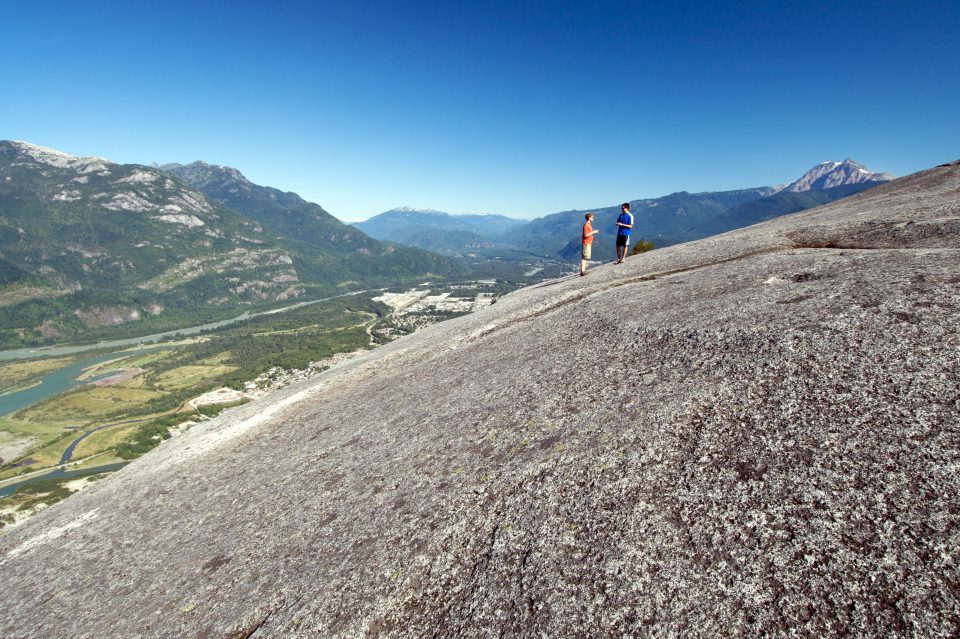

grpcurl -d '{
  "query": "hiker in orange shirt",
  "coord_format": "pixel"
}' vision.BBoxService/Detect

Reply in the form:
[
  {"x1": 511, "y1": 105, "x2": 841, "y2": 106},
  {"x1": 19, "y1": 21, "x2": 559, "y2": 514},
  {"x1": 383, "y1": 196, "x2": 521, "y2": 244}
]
[{"x1": 580, "y1": 212, "x2": 599, "y2": 276}]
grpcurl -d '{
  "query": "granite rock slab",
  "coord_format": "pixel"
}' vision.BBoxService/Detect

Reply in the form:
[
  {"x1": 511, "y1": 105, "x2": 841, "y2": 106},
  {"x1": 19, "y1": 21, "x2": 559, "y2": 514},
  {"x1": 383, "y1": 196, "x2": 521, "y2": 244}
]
[{"x1": 1, "y1": 162, "x2": 959, "y2": 637}]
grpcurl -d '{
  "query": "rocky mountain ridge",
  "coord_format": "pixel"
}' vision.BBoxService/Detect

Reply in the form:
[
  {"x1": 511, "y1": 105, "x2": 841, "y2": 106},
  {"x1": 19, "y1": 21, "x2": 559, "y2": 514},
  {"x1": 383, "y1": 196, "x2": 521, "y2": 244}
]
[
  {"x1": 159, "y1": 161, "x2": 374, "y2": 250},
  {"x1": 160, "y1": 160, "x2": 469, "y2": 276},
  {"x1": 0, "y1": 141, "x2": 301, "y2": 343},
  {"x1": 1, "y1": 159, "x2": 957, "y2": 637}
]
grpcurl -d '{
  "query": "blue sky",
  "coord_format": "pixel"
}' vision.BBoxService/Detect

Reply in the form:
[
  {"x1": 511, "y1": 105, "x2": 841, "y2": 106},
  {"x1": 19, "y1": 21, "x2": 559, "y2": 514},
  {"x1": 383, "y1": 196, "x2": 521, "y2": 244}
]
[{"x1": 2, "y1": 0, "x2": 958, "y2": 221}]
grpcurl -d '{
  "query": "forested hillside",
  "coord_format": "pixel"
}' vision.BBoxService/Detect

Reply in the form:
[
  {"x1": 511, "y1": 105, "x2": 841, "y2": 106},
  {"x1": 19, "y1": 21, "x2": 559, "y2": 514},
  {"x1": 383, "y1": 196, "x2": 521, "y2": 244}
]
[{"x1": 0, "y1": 142, "x2": 468, "y2": 348}]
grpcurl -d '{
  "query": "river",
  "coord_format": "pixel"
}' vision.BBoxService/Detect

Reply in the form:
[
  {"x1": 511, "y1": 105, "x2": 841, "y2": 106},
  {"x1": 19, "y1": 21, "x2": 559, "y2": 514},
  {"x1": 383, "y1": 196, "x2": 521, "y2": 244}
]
[
  {"x1": 0, "y1": 290, "x2": 381, "y2": 417},
  {"x1": 0, "y1": 346, "x2": 171, "y2": 417},
  {"x1": 0, "y1": 462, "x2": 129, "y2": 498}
]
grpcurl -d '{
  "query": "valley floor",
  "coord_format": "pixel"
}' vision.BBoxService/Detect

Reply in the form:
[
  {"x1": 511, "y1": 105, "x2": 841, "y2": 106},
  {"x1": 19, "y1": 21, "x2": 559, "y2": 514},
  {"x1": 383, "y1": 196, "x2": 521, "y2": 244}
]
[{"x1": 0, "y1": 278, "x2": 535, "y2": 530}]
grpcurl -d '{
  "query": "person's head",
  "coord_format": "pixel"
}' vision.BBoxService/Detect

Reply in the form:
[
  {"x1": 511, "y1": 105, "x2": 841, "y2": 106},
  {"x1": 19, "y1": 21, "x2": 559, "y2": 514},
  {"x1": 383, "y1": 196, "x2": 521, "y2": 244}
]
[
  {"x1": 585, "y1": 213, "x2": 594, "y2": 221},
  {"x1": 621, "y1": 202, "x2": 630, "y2": 212}
]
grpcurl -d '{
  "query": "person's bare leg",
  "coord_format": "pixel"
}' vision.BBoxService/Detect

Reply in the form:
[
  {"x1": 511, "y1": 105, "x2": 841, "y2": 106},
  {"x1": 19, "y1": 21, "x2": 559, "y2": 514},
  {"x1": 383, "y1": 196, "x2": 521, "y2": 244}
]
[{"x1": 580, "y1": 257, "x2": 586, "y2": 275}]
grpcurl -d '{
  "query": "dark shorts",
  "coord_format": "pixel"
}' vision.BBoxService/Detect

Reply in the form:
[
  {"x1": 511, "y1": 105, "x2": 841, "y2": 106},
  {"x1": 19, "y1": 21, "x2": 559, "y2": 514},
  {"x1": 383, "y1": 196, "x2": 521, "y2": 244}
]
[{"x1": 616, "y1": 234, "x2": 630, "y2": 247}]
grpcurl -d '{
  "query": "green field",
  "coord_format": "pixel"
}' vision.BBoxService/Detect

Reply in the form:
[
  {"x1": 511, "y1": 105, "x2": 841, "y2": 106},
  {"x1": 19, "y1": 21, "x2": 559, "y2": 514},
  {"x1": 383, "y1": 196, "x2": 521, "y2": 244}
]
[
  {"x1": 18, "y1": 386, "x2": 166, "y2": 426},
  {"x1": 153, "y1": 364, "x2": 239, "y2": 391}
]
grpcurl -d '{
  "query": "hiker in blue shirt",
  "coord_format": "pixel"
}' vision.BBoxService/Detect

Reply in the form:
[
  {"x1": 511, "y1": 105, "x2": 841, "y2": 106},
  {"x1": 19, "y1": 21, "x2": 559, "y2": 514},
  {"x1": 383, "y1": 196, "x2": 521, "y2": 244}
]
[{"x1": 615, "y1": 202, "x2": 633, "y2": 264}]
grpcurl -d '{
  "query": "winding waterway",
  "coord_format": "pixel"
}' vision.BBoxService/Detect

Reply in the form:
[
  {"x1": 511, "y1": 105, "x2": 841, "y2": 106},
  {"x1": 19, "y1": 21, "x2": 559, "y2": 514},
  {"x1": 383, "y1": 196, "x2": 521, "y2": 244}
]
[
  {"x1": 0, "y1": 347, "x2": 167, "y2": 416},
  {"x1": 0, "y1": 290, "x2": 380, "y2": 414},
  {"x1": 0, "y1": 462, "x2": 129, "y2": 498}
]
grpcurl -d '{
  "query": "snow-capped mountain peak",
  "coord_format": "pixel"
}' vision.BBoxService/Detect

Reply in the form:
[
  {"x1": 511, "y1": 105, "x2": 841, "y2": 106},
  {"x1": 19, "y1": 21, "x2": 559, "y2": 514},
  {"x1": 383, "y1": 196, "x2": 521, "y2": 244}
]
[
  {"x1": 389, "y1": 206, "x2": 447, "y2": 215},
  {"x1": 773, "y1": 158, "x2": 894, "y2": 193}
]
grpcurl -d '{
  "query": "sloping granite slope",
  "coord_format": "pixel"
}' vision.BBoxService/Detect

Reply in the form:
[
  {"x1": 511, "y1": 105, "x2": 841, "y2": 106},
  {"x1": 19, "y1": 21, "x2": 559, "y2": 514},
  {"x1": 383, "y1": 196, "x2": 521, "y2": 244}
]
[{"x1": 1, "y1": 161, "x2": 959, "y2": 638}]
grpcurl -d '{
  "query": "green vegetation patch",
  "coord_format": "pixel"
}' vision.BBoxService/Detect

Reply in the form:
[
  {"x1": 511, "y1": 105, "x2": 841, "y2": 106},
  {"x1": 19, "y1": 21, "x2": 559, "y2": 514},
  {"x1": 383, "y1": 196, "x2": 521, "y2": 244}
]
[
  {"x1": 145, "y1": 295, "x2": 386, "y2": 389},
  {"x1": 17, "y1": 386, "x2": 165, "y2": 425},
  {"x1": 0, "y1": 414, "x2": 70, "y2": 446},
  {"x1": 1, "y1": 295, "x2": 394, "y2": 482},
  {"x1": 115, "y1": 415, "x2": 180, "y2": 460},
  {"x1": 75, "y1": 348, "x2": 177, "y2": 381},
  {"x1": 114, "y1": 401, "x2": 246, "y2": 460},
  {"x1": 0, "y1": 284, "x2": 67, "y2": 308},
  {"x1": 631, "y1": 239, "x2": 656, "y2": 255},
  {"x1": 153, "y1": 364, "x2": 238, "y2": 391},
  {"x1": 71, "y1": 421, "x2": 152, "y2": 461},
  {"x1": 0, "y1": 472, "x2": 110, "y2": 528}
]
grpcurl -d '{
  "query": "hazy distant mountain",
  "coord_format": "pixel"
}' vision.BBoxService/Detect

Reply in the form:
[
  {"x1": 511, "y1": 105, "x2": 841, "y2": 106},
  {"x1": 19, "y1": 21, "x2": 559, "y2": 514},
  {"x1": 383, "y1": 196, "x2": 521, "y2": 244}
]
[
  {"x1": 358, "y1": 159, "x2": 894, "y2": 261},
  {"x1": 512, "y1": 188, "x2": 775, "y2": 260},
  {"x1": 0, "y1": 142, "x2": 467, "y2": 348},
  {"x1": 502, "y1": 160, "x2": 893, "y2": 258},
  {"x1": 691, "y1": 183, "x2": 882, "y2": 239},
  {"x1": 353, "y1": 207, "x2": 526, "y2": 254},
  {"x1": 774, "y1": 158, "x2": 894, "y2": 193}
]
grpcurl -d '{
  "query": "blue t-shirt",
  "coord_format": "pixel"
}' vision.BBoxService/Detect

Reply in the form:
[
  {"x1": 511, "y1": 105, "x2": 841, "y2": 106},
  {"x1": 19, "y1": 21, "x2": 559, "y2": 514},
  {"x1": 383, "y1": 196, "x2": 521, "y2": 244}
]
[{"x1": 617, "y1": 212, "x2": 633, "y2": 236}]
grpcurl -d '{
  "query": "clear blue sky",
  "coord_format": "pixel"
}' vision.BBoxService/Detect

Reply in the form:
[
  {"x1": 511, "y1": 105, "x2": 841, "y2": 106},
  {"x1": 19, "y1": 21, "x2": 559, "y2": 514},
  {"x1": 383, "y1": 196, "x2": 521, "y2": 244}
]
[{"x1": 2, "y1": 0, "x2": 958, "y2": 221}]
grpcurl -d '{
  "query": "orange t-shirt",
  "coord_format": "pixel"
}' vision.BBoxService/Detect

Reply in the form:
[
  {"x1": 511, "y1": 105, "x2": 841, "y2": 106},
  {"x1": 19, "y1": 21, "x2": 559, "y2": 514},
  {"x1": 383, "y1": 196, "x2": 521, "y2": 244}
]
[{"x1": 582, "y1": 221, "x2": 594, "y2": 245}]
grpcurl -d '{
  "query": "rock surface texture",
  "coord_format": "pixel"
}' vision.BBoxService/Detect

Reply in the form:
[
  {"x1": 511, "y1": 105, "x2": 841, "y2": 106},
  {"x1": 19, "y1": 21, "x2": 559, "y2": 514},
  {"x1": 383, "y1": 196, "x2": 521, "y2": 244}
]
[{"x1": 2, "y1": 162, "x2": 959, "y2": 637}]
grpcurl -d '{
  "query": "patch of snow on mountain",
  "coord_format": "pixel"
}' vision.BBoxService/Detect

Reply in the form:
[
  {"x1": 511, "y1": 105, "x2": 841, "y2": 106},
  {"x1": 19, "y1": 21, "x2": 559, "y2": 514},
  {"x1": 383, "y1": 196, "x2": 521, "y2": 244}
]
[
  {"x1": 392, "y1": 206, "x2": 446, "y2": 215},
  {"x1": 777, "y1": 158, "x2": 894, "y2": 193}
]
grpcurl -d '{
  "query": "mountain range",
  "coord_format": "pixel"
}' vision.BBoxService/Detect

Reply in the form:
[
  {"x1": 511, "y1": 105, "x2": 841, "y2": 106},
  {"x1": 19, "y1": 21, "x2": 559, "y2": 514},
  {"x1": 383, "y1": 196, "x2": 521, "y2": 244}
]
[
  {"x1": 356, "y1": 158, "x2": 894, "y2": 259},
  {"x1": 0, "y1": 142, "x2": 467, "y2": 348},
  {"x1": 0, "y1": 143, "x2": 894, "y2": 349},
  {"x1": 353, "y1": 207, "x2": 526, "y2": 254}
]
